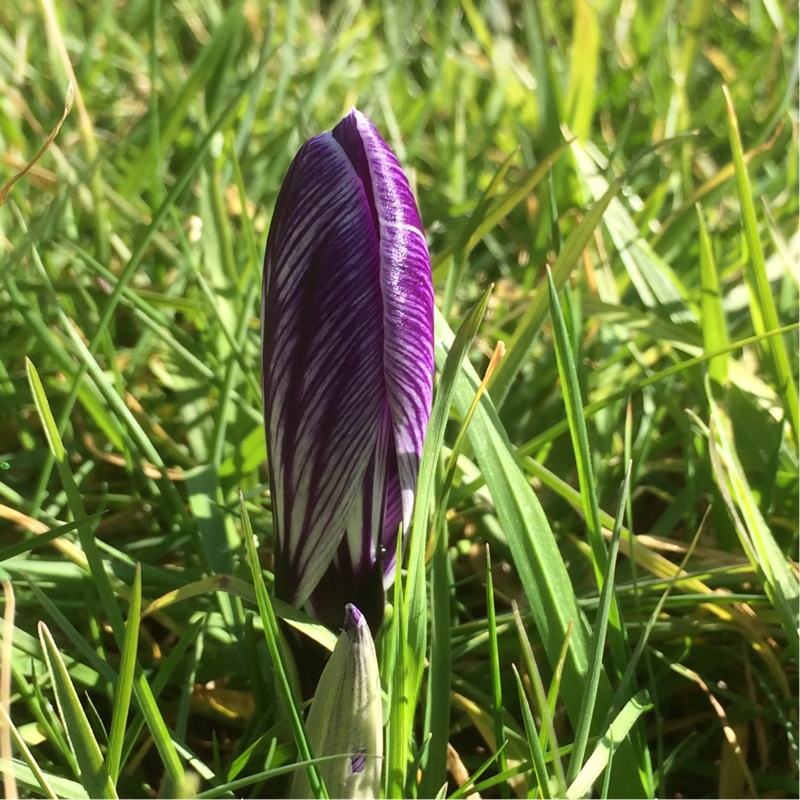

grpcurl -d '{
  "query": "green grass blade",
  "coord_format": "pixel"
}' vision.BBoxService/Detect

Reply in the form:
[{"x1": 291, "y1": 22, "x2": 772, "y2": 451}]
[
  {"x1": 437, "y1": 340, "x2": 505, "y2": 530},
  {"x1": 565, "y1": 0, "x2": 600, "y2": 141},
  {"x1": 24, "y1": 358, "x2": 65, "y2": 463},
  {"x1": 484, "y1": 545, "x2": 508, "y2": 796},
  {"x1": 385, "y1": 540, "x2": 407, "y2": 799},
  {"x1": 724, "y1": 85, "x2": 799, "y2": 440},
  {"x1": 185, "y1": 466, "x2": 235, "y2": 576},
  {"x1": 512, "y1": 605, "x2": 568, "y2": 795},
  {"x1": 520, "y1": 0, "x2": 563, "y2": 153},
  {"x1": 38, "y1": 623, "x2": 117, "y2": 799},
  {"x1": 418, "y1": 508, "x2": 451, "y2": 799},
  {"x1": 566, "y1": 464, "x2": 630, "y2": 785},
  {"x1": 512, "y1": 665, "x2": 552, "y2": 800},
  {"x1": 129, "y1": 672, "x2": 186, "y2": 792},
  {"x1": 118, "y1": 619, "x2": 204, "y2": 770},
  {"x1": 697, "y1": 204, "x2": 730, "y2": 388},
  {"x1": 606, "y1": 513, "x2": 706, "y2": 731},
  {"x1": 25, "y1": 359, "x2": 123, "y2": 636},
  {"x1": 106, "y1": 564, "x2": 141, "y2": 784},
  {"x1": 566, "y1": 690, "x2": 653, "y2": 800},
  {"x1": 239, "y1": 491, "x2": 326, "y2": 799},
  {"x1": 546, "y1": 269, "x2": 626, "y2": 666},
  {"x1": 707, "y1": 400, "x2": 799, "y2": 654}
]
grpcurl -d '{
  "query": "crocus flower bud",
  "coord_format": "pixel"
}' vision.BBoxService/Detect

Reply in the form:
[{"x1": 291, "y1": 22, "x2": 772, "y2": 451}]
[
  {"x1": 290, "y1": 604, "x2": 383, "y2": 799},
  {"x1": 262, "y1": 109, "x2": 434, "y2": 635}
]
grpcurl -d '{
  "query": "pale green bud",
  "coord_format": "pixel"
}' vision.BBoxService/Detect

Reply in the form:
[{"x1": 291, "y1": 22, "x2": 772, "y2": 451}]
[{"x1": 292, "y1": 603, "x2": 383, "y2": 799}]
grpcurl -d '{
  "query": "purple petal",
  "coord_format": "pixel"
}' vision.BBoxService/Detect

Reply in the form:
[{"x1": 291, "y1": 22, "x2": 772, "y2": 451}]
[
  {"x1": 343, "y1": 603, "x2": 365, "y2": 633},
  {"x1": 350, "y1": 748, "x2": 368, "y2": 774},
  {"x1": 263, "y1": 110, "x2": 434, "y2": 626},
  {"x1": 333, "y1": 109, "x2": 435, "y2": 552},
  {"x1": 262, "y1": 131, "x2": 386, "y2": 608}
]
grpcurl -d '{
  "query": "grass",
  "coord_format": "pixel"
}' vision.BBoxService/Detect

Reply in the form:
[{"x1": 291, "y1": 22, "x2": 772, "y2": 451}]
[{"x1": 0, "y1": 0, "x2": 797, "y2": 797}]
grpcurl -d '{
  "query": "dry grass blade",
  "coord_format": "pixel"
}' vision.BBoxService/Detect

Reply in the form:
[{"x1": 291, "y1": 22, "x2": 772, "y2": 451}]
[
  {"x1": 1, "y1": 580, "x2": 17, "y2": 800},
  {"x1": 0, "y1": 83, "x2": 73, "y2": 206},
  {"x1": 667, "y1": 661, "x2": 757, "y2": 798}
]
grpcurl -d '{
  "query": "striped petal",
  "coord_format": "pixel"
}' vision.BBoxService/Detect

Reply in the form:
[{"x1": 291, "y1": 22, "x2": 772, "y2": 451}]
[
  {"x1": 262, "y1": 110, "x2": 434, "y2": 628},
  {"x1": 333, "y1": 111, "x2": 435, "y2": 540},
  {"x1": 263, "y1": 131, "x2": 385, "y2": 608}
]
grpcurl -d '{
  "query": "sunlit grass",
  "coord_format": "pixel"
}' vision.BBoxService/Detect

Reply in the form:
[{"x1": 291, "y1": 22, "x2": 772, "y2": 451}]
[{"x1": 1, "y1": 1, "x2": 797, "y2": 798}]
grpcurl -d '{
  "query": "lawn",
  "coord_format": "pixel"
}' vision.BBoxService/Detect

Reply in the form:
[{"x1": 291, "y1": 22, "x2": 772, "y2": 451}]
[{"x1": 0, "y1": 1, "x2": 797, "y2": 798}]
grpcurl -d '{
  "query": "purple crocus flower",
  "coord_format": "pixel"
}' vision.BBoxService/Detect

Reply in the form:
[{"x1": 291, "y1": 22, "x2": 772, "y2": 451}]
[{"x1": 262, "y1": 109, "x2": 434, "y2": 635}]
